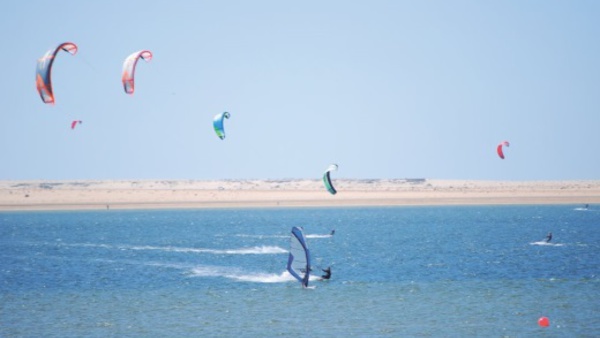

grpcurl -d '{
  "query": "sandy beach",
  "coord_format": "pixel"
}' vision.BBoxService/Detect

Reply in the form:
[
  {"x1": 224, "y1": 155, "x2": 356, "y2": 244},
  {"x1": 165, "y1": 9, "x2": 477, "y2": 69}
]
[{"x1": 0, "y1": 179, "x2": 598, "y2": 211}]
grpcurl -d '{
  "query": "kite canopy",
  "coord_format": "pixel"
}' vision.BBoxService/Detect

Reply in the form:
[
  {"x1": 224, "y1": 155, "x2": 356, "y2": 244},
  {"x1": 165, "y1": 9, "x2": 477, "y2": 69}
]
[
  {"x1": 35, "y1": 42, "x2": 78, "y2": 104},
  {"x1": 497, "y1": 141, "x2": 510, "y2": 159},
  {"x1": 213, "y1": 112, "x2": 230, "y2": 140},
  {"x1": 323, "y1": 164, "x2": 338, "y2": 195},
  {"x1": 122, "y1": 50, "x2": 153, "y2": 94},
  {"x1": 71, "y1": 120, "x2": 82, "y2": 129}
]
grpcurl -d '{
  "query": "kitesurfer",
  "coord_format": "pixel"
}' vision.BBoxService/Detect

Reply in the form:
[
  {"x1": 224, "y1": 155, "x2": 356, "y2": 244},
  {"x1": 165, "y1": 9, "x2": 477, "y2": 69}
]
[
  {"x1": 321, "y1": 267, "x2": 331, "y2": 280},
  {"x1": 330, "y1": 229, "x2": 335, "y2": 236},
  {"x1": 546, "y1": 232, "x2": 552, "y2": 243}
]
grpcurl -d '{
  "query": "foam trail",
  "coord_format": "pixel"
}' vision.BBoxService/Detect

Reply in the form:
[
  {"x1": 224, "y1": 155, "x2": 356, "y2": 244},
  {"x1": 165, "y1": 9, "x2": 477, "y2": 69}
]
[
  {"x1": 306, "y1": 234, "x2": 333, "y2": 239},
  {"x1": 530, "y1": 241, "x2": 565, "y2": 247},
  {"x1": 234, "y1": 234, "x2": 287, "y2": 239},
  {"x1": 217, "y1": 246, "x2": 287, "y2": 255},
  {"x1": 125, "y1": 244, "x2": 287, "y2": 255},
  {"x1": 60, "y1": 242, "x2": 115, "y2": 249},
  {"x1": 190, "y1": 267, "x2": 296, "y2": 283},
  {"x1": 57, "y1": 243, "x2": 287, "y2": 255},
  {"x1": 226, "y1": 271, "x2": 296, "y2": 283}
]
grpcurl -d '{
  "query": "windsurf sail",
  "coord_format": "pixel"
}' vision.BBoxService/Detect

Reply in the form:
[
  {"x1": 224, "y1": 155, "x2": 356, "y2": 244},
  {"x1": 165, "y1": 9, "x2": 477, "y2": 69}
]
[{"x1": 287, "y1": 226, "x2": 311, "y2": 287}]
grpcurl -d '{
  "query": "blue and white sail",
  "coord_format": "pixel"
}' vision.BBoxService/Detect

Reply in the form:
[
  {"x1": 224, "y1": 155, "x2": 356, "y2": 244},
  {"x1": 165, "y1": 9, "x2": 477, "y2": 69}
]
[
  {"x1": 287, "y1": 226, "x2": 311, "y2": 287},
  {"x1": 213, "y1": 111, "x2": 230, "y2": 140}
]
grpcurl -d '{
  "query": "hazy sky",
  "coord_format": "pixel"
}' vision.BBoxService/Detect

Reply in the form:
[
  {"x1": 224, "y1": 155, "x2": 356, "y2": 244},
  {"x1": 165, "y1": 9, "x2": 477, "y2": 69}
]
[{"x1": 1, "y1": 1, "x2": 599, "y2": 181}]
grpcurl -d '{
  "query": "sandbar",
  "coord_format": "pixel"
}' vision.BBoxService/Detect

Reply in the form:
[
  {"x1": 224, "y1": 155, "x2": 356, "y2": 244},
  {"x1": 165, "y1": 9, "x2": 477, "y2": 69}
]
[{"x1": 0, "y1": 179, "x2": 598, "y2": 211}]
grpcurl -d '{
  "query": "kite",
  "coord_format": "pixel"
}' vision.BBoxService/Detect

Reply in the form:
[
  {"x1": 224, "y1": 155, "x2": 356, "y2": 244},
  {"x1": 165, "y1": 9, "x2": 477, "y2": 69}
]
[
  {"x1": 323, "y1": 164, "x2": 338, "y2": 195},
  {"x1": 213, "y1": 112, "x2": 230, "y2": 140},
  {"x1": 35, "y1": 42, "x2": 78, "y2": 104},
  {"x1": 122, "y1": 50, "x2": 153, "y2": 94},
  {"x1": 71, "y1": 120, "x2": 82, "y2": 129},
  {"x1": 497, "y1": 141, "x2": 510, "y2": 159}
]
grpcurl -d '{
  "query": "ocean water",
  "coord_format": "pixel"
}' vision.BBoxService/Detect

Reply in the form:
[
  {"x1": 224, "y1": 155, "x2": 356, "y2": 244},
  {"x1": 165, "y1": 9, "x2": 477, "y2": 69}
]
[{"x1": 1, "y1": 205, "x2": 599, "y2": 337}]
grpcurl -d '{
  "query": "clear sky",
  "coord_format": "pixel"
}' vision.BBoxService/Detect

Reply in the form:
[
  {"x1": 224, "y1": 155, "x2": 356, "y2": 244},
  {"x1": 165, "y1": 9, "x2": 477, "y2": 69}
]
[{"x1": 1, "y1": 1, "x2": 599, "y2": 181}]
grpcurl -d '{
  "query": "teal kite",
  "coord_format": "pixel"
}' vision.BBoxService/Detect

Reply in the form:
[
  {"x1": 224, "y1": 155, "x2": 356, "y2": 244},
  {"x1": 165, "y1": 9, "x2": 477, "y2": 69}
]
[
  {"x1": 213, "y1": 112, "x2": 230, "y2": 140},
  {"x1": 323, "y1": 164, "x2": 338, "y2": 195}
]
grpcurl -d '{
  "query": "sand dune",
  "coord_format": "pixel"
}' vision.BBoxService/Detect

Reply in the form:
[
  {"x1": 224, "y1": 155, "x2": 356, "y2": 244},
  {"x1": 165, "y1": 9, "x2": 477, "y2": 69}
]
[{"x1": 0, "y1": 179, "x2": 598, "y2": 211}]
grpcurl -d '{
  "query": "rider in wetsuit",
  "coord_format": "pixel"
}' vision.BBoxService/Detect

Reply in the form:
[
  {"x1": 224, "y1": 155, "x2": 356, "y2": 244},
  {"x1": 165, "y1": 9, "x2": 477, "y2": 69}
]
[
  {"x1": 321, "y1": 267, "x2": 331, "y2": 280},
  {"x1": 546, "y1": 232, "x2": 552, "y2": 243}
]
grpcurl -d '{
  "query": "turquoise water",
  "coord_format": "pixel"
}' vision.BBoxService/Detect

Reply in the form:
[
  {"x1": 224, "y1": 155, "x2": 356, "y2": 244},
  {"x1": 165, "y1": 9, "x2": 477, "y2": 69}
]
[{"x1": 1, "y1": 206, "x2": 599, "y2": 337}]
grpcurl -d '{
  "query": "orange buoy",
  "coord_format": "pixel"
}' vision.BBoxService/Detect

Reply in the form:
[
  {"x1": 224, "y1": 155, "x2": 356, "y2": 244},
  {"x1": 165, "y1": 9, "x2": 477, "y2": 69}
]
[{"x1": 538, "y1": 316, "x2": 550, "y2": 327}]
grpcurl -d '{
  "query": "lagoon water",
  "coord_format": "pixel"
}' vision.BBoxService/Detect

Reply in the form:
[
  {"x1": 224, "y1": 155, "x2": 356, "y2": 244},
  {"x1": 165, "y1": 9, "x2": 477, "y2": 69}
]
[{"x1": 1, "y1": 206, "x2": 599, "y2": 337}]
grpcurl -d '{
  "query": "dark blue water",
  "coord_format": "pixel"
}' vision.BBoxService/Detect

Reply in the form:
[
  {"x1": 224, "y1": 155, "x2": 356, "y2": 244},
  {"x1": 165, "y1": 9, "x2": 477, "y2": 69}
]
[{"x1": 1, "y1": 206, "x2": 599, "y2": 337}]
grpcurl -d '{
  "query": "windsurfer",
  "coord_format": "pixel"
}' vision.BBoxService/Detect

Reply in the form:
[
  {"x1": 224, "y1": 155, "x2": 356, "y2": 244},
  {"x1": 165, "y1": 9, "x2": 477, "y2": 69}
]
[
  {"x1": 321, "y1": 267, "x2": 331, "y2": 280},
  {"x1": 546, "y1": 232, "x2": 552, "y2": 243}
]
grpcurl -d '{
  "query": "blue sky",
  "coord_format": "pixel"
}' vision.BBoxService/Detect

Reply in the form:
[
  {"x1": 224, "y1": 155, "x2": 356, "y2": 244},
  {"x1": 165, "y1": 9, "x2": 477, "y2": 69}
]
[{"x1": 1, "y1": 1, "x2": 599, "y2": 181}]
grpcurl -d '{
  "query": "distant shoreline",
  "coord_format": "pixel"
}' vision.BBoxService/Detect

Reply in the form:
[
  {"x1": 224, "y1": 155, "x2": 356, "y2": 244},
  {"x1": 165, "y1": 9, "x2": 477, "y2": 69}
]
[{"x1": 0, "y1": 179, "x2": 598, "y2": 211}]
